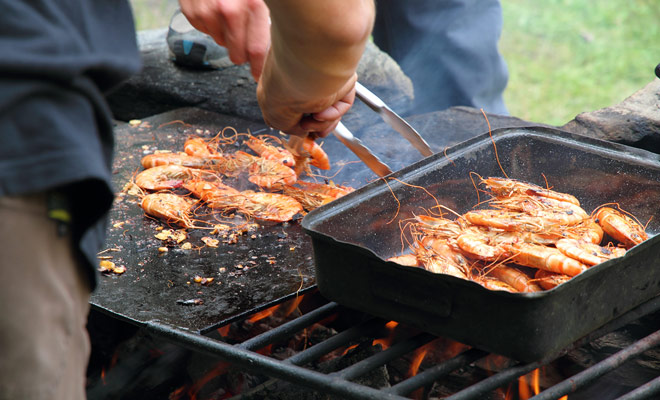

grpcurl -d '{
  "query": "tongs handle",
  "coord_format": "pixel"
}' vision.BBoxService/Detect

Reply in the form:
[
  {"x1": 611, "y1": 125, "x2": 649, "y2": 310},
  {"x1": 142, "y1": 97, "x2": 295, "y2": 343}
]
[
  {"x1": 333, "y1": 122, "x2": 393, "y2": 177},
  {"x1": 355, "y1": 81, "x2": 387, "y2": 111},
  {"x1": 355, "y1": 82, "x2": 433, "y2": 157}
]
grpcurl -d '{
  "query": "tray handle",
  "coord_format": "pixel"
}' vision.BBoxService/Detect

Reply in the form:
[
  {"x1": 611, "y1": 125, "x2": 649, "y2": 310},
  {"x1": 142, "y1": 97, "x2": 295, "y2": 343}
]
[{"x1": 369, "y1": 261, "x2": 453, "y2": 318}]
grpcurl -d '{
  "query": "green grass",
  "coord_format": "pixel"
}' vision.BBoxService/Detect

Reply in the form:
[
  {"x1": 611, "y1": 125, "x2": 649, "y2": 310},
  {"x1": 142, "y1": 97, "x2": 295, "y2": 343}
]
[
  {"x1": 500, "y1": 0, "x2": 660, "y2": 125},
  {"x1": 129, "y1": 0, "x2": 660, "y2": 126},
  {"x1": 130, "y1": 0, "x2": 178, "y2": 31}
]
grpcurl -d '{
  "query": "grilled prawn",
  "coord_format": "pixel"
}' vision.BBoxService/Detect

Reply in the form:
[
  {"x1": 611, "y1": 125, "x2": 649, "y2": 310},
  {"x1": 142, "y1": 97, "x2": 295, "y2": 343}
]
[
  {"x1": 244, "y1": 152, "x2": 297, "y2": 189},
  {"x1": 239, "y1": 191, "x2": 304, "y2": 222},
  {"x1": 504, "y1": 242, "x2": 589, "y2": 277},
  {"x1": 246, "y1": 135, "x2": 295, "y2": 167},
  {"x1": 183, "y1": 179, "x2": 241, "y2": 208},
  {"x1": 282, "y1": 180, "x2": 354, "y2": 211},
  {"x1": 184, "y1": 137, "x2": 223, "y2": 159},
  {"x1": 134, "y1": 165, "x2": 215, "y2": 191},
  {"x1": 534, "y1": 269, "x2": 571, "y2": 290},
  {"x1": 414, "y1": 244, "x2": 470, "y2": 280},
  {"x1": 490, "y1": 195, "x2": 589, "y2": 226},
  {"x1": 555, "y1": 238, "x2": 626, "y2": 266},
  {"x1": 482, "y1": 177, "x2": 580, "y2": 206},
  {"x1": 183, "y1": 179, "x2": 302, "y2": 222},
  {"x1": 594, "y1": 206, "x2": 648, "y2": 248},
  {"x1": 289, "y1": 137, "x2": 331, "y2": 176},
  {"x1": 387, "y1": 254, "x2": 420, "y2": 267},
  {"x1": 141, "y1": 152, "x2": 216, "y2": 169},
  {"x1": 486, "y1": 265, "x2": 543, "y2": 292},
  {"x1": 141, "y1": 192, "x2": 197, "y2": 228}
]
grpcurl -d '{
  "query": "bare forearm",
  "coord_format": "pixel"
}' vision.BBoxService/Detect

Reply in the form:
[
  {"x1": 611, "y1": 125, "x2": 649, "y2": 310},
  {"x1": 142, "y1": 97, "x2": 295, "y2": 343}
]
[{"x1": 264, "y1": 0, "x2": 375, "y2": 100}]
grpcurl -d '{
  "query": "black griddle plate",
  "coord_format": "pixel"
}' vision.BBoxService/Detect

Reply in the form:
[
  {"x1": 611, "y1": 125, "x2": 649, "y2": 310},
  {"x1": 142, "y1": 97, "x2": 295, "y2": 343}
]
[
  {"x1": 93, "y1": 109, "x2": 320, "y2": 333},
  {"x1": 91, "y1": 106, "x2": 539, "y2": 334},
  {"x1": 93, "y1": 107, "x2": 427, "y2": 333}
]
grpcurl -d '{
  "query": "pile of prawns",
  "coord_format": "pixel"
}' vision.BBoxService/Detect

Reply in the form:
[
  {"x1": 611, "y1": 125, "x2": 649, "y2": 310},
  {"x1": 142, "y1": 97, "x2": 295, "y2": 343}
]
[
  {"x1": 133, "y1": 128, "x2": 354, "y2": 229},
  {"x1": 391, "y1": 177, "x2": 649, "y2": 293}
]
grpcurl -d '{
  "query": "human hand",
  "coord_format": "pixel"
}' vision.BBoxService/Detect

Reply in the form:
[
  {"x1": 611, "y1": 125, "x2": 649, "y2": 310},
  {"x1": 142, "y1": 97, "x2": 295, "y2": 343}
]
[
  {"x1": 257, "y1": 65, "x2": 358, "y2": 138},
  {"x1": 300, "y1": 82, "x2": 357, "y2": 139},
  {"x1": 178, "y1": 0, "x2": 270, "y2": 81}
]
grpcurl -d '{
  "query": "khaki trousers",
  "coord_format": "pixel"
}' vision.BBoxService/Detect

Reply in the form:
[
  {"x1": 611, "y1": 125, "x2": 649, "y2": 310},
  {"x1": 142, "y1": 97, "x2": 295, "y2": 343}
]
[{"x1": 0, "y1": 193, "x2": 91, "y2": 400}]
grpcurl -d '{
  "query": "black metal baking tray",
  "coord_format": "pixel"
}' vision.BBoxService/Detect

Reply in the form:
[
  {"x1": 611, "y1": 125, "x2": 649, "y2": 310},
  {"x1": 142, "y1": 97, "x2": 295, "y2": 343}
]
[{"x1": 302, "y1": 126, "x2": 660, "y2": 362}]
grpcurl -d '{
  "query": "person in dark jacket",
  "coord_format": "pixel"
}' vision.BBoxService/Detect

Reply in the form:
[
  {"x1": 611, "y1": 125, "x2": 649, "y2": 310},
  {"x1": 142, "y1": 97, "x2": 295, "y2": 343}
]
[
  {"x1": 0, "y1": 2, "x2": 141, "y2": 398},
  {"x1": 0, "y1": 1, "x2": 372, "y2": 398}
]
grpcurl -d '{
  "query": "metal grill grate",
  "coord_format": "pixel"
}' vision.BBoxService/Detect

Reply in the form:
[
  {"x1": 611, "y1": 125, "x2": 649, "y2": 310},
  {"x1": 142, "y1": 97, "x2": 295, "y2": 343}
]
[{"x1": 143, "y1": 294, "x2": 660, "y2": 400}]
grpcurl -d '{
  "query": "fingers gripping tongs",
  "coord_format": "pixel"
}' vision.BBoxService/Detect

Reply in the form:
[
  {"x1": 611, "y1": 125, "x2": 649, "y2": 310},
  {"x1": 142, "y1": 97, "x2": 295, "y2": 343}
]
[{"x1": 332, "y1": 83, "x2": 433, "y2": 177}]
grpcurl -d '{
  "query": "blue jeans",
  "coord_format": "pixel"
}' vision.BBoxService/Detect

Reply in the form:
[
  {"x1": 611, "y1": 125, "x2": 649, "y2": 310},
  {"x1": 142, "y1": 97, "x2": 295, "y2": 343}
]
[{"x1": 373, "y1": 0, "x2": 509, "y2": 115}]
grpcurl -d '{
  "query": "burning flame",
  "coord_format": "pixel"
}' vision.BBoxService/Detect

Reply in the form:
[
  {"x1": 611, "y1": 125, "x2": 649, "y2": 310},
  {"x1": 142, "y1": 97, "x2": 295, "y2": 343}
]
[
  {"x1": 247, "y1": 303, "x2": 280, "y2": 323},
  {"x1": 169, "y1": 386, "x2": 186, "y2": 400},
  {"x1": 408, "y1": 345, "x2": 428, "y2": 377},
  {"x1": 216, "y1": 324, "x2": 230, "y2": 337},
  {"x1": 518, "y1": 368, "x2": 539, "y2": 399},
  {"x1": 100, "y1": 348, "x2": 121, "y2": 385},
  {"x1": 342, "y1": 321, "x2": 399, "y2": 356},
  {"x1": 372, "y1": 321, "x2": 399, "y2": 350},
  {"x1": 282, "y1": 294, "x2": 304, "y2": 317},
  {"x1": 510, "y1": 367, "x2": 568, "y2": 400},
  {"x1": 173, "y1": 294, "x2": 309, "y2": 398},
  {"x1": 247, "y1": 294, "x2": 306, "y2": 323},
  {"x1": 185, "y1": 362, "x2": 231, "y2": 400},
  {"x1": 342, "y1": 343, "x2": 360, "y2": 356}
]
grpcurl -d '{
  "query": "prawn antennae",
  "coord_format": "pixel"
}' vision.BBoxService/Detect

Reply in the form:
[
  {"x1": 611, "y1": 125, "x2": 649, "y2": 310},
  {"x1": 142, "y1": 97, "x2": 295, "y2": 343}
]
[
  {"x1": 383, "y1": 177, "x2": 401, "y2": 224},
  {"x1": 468, "y1": 171, "x2": 484, "y2": 205},
  {"x1": 480, "y1": 108, "x2": 508, "y2": 179},
  {"x1": 387, "y1": 176, "x2": 442, "y2": 213},
  {"x1": 541, "y1": 173, "x2": 550, "y2": 190},
  {"x1": 157, "y1": 119, "x2": 192, "y2": 129},
  {"x1": 442, "y1": 146, "x2": 455, "y2": 166}
]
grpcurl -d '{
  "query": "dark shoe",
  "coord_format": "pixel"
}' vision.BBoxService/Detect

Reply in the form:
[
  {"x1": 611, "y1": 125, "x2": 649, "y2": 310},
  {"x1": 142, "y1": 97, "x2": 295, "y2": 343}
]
[{"x1": 166, "y1": 9, "x2": 232, "y2": 69}]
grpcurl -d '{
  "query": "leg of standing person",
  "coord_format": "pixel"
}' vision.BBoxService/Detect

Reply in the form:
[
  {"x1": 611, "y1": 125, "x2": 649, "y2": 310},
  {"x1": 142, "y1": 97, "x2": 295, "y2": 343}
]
[
  {"x1": 0, "y1": 193, "x2": 91, "y2": 400},
  {"x1": 372, "y1": 0, "x2": 509, "y2": 115},
  {"x1": 0, "y1": 2, "x2": 140, "y2": 399}
]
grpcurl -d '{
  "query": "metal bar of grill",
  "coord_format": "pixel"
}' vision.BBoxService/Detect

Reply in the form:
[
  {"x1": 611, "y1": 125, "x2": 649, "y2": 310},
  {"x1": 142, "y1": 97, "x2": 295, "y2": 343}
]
[
  {"x1": 144, "y1": 296, "x2": 660, "y2": 400},
  {"x1": 230, "y1": 316, "x2": 388, "y2": 399},
  {"x1": 439, "y1": 296, "x2": 660, "y2": 400},
  {"x1": 616, "y1": 375, "x2": 660, "y2": 400},
  {"x1": 444, "y1": 358, "x2": 541, "y2": 400},
  {"x1": 334, "y1": 333, "x2": 437, "y2": 380},
  {"x1": 531, "y1": 329, "x2": 660, "y2": 400},
  {"x1": 238, "y1": 301, "x2": 340, "y2": 351},
  {"x1": 284, "y1": 317, "x2": 384, "y2": 366},
  {"x1": 386, "y1": 348, "x2": 488, "y2": 396},
  {"x1": 145, "y1": 319, "x2": 409, "y2": 400}
]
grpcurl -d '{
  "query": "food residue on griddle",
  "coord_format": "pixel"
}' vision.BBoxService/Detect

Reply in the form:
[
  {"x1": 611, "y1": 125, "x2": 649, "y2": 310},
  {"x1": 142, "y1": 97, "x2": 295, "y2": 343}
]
[
  {"x1": 176, "y1": 298, "x2": 204, "y2": 306},
  {"x1": 98, "y1": 260, "x2": 126, "y2": 275}
]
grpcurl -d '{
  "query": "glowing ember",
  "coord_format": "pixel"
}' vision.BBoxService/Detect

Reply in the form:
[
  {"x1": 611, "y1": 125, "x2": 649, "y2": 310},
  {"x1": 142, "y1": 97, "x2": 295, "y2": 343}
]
[
  {"x1": 372, "y1": 321, "x2": 399, "y2": 350},
  {"x1": 514, "y1": 368, "x2": 543, "y2": 400},
  {"x1": 247, "y1": 304, "x2": 280, "y2": 323},
  {"x1": 408, "y1": 345, "x2": 429, "y2": 377}
]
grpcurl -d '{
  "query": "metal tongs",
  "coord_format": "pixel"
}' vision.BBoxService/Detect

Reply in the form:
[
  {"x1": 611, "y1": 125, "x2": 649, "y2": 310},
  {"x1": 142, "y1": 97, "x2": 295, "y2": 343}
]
[
  {"x1": 333, "y1": 83, "x2": 433, "y2": 177},
  {"x1": 354, "y1": 82, "x2": 433, "y2": 158},
  {"x1": 288, "y1": 82, "x2": 433, "y2": 177}
]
